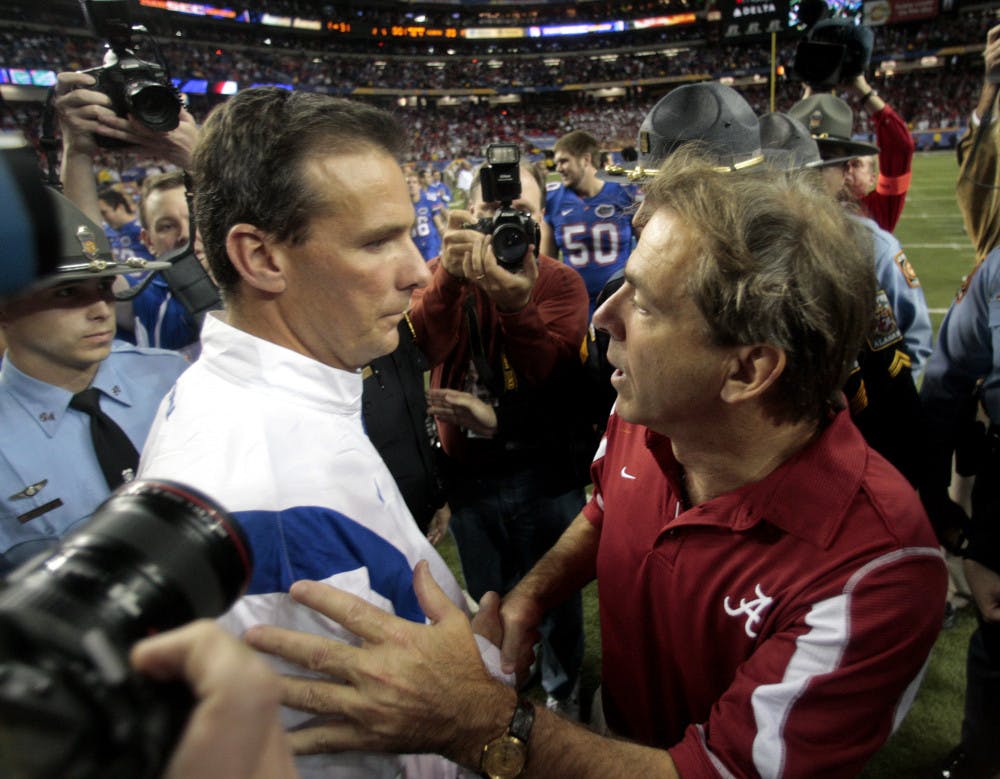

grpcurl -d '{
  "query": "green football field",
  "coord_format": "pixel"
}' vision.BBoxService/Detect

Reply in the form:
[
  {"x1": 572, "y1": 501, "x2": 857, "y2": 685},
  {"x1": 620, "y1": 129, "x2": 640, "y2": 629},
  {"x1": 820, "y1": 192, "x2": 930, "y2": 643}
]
[
  {"x1": 896, "y1": 151, "x2": 980, "y2": 331},
  {"x1": 439, "y1": 150, "x2": 980, "y2": 775}
]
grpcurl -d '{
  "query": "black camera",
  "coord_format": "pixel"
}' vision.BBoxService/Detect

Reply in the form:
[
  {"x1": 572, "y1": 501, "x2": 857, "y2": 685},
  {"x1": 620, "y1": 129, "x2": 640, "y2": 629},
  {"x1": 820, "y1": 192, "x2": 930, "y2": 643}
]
[
  {"x1": 468, "y1": 143, "x2": 541, "y2": 271},
  {"x1": 0, "y1": 479, "x2": 253, "y2": 779},
  {"x1": 79, "y1": 0, "x2": 182, "y2": 147},
  {"x1": 793, "y1": 18, "x2": 874, "y2": 89}
]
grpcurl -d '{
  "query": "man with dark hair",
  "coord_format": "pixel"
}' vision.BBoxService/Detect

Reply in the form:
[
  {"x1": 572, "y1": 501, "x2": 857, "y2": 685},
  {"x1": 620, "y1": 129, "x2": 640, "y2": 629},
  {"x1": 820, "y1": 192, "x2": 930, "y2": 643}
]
[
  {"x1": 410, "y1": 156, "x2": 590, "y2": 716},
  {"x1": 97, "y1": 186, "x2": 154, "y2": 264},
  {"x1": 406, "y1": 170, "x2": 445, "y2": 262},
  {"x1": 0, "y1": 189, "x2": 185, "y2": 571},
  {"x1": 53, "y1": 70, "x2": 204, "y2": 353},
  {"x1": 428, "y1": 166, "x2": 452, "y2": 206},
  {"x1": 137, "y1": 87, "x2": 498, "y2": 778},
  {"x1": 543, "y1": 129, "x2": 634, "y2": 313},
  {"x1": 247, "y1": 149, "x2": 946, "y2": 779},
  {"x1": 122, "y1": 170, "x2": 202, "y2": 353}
]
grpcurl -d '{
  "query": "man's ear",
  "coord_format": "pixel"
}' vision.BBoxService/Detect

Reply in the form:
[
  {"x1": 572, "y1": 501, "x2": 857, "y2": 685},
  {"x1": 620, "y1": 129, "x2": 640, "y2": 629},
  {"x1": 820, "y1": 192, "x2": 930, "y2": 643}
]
[
  {"x1": 139, "y1": 227, "x2": 154, "y2": 255},
  {"x1": 720, "y1": 344, "x2": 786, "y2": 405},
  {"x1": 225, "y1": 224, "x2": 286, "y2": 294}
]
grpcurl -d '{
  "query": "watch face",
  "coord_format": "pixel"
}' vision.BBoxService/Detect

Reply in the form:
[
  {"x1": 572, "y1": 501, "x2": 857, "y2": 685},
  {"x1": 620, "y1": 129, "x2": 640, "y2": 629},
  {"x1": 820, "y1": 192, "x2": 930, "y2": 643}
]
[{"x1": 482, "y1": 737, "x2": 527, "y2": 778}]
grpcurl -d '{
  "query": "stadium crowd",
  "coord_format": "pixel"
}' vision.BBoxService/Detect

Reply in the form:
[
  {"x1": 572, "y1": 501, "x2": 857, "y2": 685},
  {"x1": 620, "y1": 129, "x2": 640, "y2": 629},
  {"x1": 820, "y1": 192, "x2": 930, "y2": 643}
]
[{"x1": 1, "y1": 6, "x2": 994, "y2": 165}]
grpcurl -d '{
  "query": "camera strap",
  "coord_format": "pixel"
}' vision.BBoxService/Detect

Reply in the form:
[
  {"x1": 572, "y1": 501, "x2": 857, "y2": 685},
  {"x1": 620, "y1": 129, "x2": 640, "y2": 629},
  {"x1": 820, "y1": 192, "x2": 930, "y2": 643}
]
[
  {"x1": 463, "y1": 292, "x2": 517, "y2": 398},
  {"x1": 39, "y1": 88, "x2": 63, "y2": 190}
]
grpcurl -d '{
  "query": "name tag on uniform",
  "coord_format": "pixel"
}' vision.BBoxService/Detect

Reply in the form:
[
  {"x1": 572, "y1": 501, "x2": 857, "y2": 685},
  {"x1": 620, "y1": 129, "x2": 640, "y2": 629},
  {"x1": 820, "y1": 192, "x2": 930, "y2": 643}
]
[{"x1": 17, "y1": 499, "x2": 64, "y2": 524}]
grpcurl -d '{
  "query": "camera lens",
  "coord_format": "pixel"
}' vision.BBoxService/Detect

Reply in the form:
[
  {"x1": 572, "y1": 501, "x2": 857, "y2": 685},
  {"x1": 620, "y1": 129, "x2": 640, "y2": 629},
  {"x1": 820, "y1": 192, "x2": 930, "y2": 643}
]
[
  {"x1": 125, "y1": 82, "x2": 181, "y2": 132},
  {"x1": 492, "y1": 222, "x2": 529, "y2": 268},
  {"x1": 0, "y1": 480, "x2": 252, "y2": 778}
]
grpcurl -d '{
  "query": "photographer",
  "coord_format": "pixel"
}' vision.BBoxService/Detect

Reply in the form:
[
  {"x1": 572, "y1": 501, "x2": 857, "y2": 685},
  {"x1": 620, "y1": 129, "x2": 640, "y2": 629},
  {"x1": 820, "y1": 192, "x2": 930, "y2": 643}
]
[
  {"x1": 409, "y1": 153, "x2": 591, "y2": 716},
  {"x1": 54, "y1": 70, "x2": 203, "y2": 352},
  {"x1": 54, "y1": 70, "x2": 197, "y2": 230}
]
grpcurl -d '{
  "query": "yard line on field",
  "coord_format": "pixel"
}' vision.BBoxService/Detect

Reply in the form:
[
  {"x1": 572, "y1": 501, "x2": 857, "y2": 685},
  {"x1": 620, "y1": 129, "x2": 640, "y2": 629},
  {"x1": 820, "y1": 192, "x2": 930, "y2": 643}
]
[
  {"x1": 930, "y1": 308, "x2": 950, "y2": 314},
  {"x1": 906, "y1": 243, "x2": 968, "y2": 249}
]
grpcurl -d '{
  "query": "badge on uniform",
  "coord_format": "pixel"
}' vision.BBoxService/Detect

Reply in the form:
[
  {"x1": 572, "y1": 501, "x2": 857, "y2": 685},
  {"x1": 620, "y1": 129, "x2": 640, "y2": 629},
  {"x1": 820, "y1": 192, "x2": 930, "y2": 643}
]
[
  {"x1": 868, "y1": 289, "x2": 904, "y2": 351},
  {"x1": 894, "y1": 250, "x2": 920, "y2": 288},
  {"x1": 9, "y1": 479, "x2": 48, "y2": 500}
]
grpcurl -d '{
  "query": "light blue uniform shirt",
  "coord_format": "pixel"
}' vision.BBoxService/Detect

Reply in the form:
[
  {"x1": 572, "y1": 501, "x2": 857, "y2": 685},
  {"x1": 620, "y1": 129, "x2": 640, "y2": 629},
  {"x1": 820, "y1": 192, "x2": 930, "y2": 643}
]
[
  {"x1": 923, "y1": 246, "x2": 1000, "y2": 428},
  {"x1": 0, "y1": 342, "x2": 188, "y2": 570},
  {"x1": 855, "y1": 215, "x2": 933, "y2": 379}
]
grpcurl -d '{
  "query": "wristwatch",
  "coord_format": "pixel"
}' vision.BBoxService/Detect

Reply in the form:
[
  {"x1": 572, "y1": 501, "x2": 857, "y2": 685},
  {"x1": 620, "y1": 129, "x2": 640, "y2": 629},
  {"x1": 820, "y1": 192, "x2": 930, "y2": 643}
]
[{"x1": 480, "y1": 697, "x2": 535, "y2": 779}]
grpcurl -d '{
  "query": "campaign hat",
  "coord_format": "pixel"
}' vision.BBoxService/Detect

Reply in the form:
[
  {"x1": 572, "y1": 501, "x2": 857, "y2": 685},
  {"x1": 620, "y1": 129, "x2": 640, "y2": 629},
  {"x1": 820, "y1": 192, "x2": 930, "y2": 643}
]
[
  {"x1": 31, "y1": 187, "x2": 169, "y2": 288},
  {"x1": 787, "y1": 93, "x2": 878, "y2": 161},
  {"x1": 601, "y1": 82, "x2": 764, "y2": 182}
]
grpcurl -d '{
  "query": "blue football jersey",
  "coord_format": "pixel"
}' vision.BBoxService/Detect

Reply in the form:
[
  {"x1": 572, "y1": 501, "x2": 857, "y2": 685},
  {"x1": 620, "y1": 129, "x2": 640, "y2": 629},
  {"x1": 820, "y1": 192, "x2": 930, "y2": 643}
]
[
  {"x1": 545, "y1": 181, "x2": 635, "y2": 312},
  {"x1": 411, "y1": 191, "x2": 444, "y2": 261}
]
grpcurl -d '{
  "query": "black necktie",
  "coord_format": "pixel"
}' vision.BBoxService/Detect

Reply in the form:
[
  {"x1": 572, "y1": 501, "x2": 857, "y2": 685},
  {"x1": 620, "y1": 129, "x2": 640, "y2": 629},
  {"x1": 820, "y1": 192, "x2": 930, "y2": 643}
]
[{"x1": 69, "y1": 387, "x2": 139, "y2": 489}]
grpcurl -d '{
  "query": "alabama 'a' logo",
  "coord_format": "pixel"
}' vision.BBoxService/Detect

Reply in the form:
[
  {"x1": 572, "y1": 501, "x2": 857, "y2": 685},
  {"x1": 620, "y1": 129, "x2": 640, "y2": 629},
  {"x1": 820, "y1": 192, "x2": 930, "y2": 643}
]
[{"x1": 724, "y1": 584, "x2": 773, "y2": 639}]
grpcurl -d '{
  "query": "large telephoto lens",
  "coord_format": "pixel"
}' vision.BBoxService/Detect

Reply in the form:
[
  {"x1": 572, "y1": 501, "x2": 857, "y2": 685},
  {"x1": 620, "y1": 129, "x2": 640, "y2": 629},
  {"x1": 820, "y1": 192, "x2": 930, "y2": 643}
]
[{"x1": 0, "y1": 479, "x2": 252, "y2": 779}]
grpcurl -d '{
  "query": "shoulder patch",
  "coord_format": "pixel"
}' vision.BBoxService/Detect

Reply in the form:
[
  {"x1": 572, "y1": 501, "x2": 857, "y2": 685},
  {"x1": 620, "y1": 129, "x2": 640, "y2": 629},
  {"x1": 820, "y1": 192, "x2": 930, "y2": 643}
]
[
  {"x1": 868, "y1": 289, "x2": 904, "y2": 351},
  {"x1": 595, "y1": 204, "x2": 616, "y2": 218},
  {"x1": 546, "y1": 181, "x2": 561, "y2": 191},
  {"x1": 955, "y1": 258, "x2": 984, "y2": 303},
  {"x1": 894, "y1": 250, "x2": 920, "y2": 288}
]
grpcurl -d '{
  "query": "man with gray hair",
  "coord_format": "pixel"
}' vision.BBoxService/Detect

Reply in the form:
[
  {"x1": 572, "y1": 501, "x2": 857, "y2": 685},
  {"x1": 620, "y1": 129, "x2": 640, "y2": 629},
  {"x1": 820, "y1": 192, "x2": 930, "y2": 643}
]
[
  {"x1": 247, "y1": 149, "x2": 947, "y2": 778},
  {"x1": 138, "y1": 87, "x2": 502, "y2": 778}
]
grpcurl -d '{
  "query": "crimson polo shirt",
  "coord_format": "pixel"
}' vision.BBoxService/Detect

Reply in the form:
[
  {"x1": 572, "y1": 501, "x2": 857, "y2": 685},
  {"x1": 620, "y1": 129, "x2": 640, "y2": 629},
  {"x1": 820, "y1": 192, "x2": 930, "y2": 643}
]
[{"x1": 583, "y1": 409, "x2": 946, "y2": 778}]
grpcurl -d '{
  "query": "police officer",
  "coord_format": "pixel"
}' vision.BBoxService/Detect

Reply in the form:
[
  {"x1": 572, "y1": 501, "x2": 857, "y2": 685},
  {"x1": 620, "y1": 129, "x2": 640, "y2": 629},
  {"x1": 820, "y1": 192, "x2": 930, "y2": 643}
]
[
  {"x1": 922, "y1": 247, "x2": 1000, "y2": 778},
  {"x1": 0, "y1": 189, "x2": 188, "y2": 571},
  {"x1": 789, "y1": 93, "x2": 933, "y2": 379},
  {"x1": 759, "y1": 111, "x2": 929, "y2": 490}
]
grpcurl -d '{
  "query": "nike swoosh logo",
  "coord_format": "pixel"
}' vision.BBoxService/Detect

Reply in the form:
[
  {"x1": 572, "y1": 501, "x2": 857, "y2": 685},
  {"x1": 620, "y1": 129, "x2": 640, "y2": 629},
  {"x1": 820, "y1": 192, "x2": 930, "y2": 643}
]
[
  {"x1": 620, "y1": 466, "x2": 637, "y2": 480},
  {"x1": 561, "y1": 208, "x2": 574, "y2": 216}
]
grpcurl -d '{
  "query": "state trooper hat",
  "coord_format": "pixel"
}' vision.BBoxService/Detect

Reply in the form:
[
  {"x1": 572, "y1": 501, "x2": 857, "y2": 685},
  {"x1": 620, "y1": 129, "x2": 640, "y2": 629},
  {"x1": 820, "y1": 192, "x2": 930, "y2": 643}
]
[
  {"x1": 602, "y1": 82, "x2": 764, "y2": 182},
  {"x1": 787, "y1": 93, "x2": 878, "y2": 160},
  {"x1": 760, "y1": 111, "x2": 865, "y2": 171},
  {"x1": 759, "y1": 112, "x2": 824, "y2": 170},
  {"x1": 33, "y1": 187, "x2": 169, "y2": 288}
]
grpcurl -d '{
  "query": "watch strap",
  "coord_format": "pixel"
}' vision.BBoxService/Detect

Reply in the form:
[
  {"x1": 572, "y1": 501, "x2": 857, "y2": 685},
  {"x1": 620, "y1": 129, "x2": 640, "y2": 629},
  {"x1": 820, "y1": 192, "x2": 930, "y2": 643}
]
[{"x1": 508, "y1": 698, "x2": 535, "y2": 743}]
